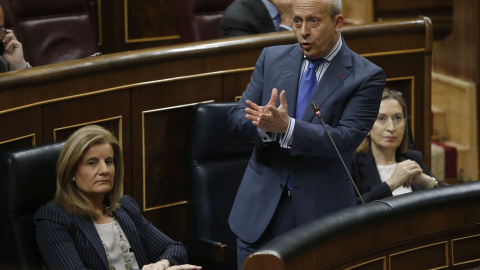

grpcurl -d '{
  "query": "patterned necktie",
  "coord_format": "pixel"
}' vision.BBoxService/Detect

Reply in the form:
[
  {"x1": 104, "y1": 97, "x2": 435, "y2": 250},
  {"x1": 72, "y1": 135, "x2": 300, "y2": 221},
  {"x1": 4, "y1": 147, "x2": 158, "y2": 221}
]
[
  {"x1": 295, "y1": 58, "x2": 324, "y2": 119},
  {"x1": 273, "y1": 14, "x2": 281, "y2": 30}
]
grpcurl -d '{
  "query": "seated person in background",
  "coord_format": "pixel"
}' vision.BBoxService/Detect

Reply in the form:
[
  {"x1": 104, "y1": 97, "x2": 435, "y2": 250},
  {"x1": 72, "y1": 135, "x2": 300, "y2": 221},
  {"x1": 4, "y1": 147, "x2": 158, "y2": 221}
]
[
  {"x1": 0, "y1": 4, "x2": 30, "y2": 72},
  {"x1": 35, "y1": 125, "x2": 201, "y2": 270},
  {"x1": 351, "y1": 88, "x2": 441, "y2": 203},
  {"x1": 220, "y1": 0, "x2": 293, "y2": 38}
]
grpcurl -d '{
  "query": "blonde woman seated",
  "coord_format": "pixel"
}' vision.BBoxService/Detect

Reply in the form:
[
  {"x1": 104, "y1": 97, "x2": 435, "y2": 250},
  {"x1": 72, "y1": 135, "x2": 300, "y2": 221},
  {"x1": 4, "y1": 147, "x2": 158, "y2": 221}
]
[
  {"x1": 351, "y1": 89, "x2": 440, "y2": 203},
  {"x1": 35, "y1": 125, "x2": 201, "y2": 270}
]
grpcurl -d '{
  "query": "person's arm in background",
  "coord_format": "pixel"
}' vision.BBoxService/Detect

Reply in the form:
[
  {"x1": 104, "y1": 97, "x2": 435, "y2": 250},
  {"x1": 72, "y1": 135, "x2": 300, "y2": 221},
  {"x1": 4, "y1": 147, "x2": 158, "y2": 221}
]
[
  {"x1": 2, "y1": 29, "x2": 29, "y2": 70},
  {"x1": 271, "y1": 0, "x2": 294, "y2": 30},
  {"x1": 220, "y1": 1, "x2": 257, "y2": 38}
]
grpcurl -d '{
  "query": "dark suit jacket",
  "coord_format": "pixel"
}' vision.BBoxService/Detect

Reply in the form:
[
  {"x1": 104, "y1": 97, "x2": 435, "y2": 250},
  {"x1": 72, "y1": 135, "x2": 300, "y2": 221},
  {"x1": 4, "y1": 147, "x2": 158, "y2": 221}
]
[
  {"x1": 0, "y1": 57, "x2": 10, "y2": 73},
  {"x1": 351, "y1": 149, "x2": 435, "y2": 203},
  {"x1": 35, "y1": 195, "x2": 188, "y2": 270},
  {"x1": 228, "y1": 41, "x2": 385, "y2": 243},
  {"x1": 220, "y1": 0, "x2": 288, "y2": 38}
]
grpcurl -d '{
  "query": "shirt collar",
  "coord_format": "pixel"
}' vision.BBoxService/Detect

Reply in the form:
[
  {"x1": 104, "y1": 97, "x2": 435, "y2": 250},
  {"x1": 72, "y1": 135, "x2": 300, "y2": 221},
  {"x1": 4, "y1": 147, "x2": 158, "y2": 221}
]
[
  {"x1": 261, "y1": 0, "x2": 280, "y2": 20},
  {"x1": 324, "y1": 34, "x2": 343, "y2": 62}
]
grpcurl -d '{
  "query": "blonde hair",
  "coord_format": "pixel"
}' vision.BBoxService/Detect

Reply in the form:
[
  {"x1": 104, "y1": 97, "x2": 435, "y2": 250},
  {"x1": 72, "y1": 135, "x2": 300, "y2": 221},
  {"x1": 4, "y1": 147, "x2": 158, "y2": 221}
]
[
  {"x1": 356, "y1": 88, "x2": 410, "y2": 154},
  {"x1": 53, "y1": 125, "x2": 123, "y2": 220}
]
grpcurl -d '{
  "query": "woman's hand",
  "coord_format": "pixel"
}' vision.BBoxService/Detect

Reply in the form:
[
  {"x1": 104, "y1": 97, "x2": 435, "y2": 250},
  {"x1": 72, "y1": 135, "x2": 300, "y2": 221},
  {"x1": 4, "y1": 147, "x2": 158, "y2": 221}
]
[
  {"x1": 386, "y1": 159, "x2": 423, "y2": 191},
  {"x1": 142, "y1": 259, "x2": 170, "y2": 270},
  {"x1": 166, "y1": 264, "x2": 202, "y2": 270},
  {"x1": 142, "y1": 260, "x2": 202, "y2": 270},
  {"x1": 411, "y1": 173, "x2": 437, "y2": 189}
]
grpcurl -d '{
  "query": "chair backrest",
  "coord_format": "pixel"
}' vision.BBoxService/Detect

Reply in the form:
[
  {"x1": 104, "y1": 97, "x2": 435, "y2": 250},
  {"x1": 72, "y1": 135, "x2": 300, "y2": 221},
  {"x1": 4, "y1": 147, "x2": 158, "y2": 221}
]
[
  {"x1": 187, "y1": 102, "x2": 254, "y2": 269},
  {"x1": 6, "y1": 0, "x2": 98, "y2": 66},
  {"x1": 0, "y1": 142, "x2": 64, "y2": 270},
  {"x1": 177, "y1": 0, "x2": 234, "y2": 43}
]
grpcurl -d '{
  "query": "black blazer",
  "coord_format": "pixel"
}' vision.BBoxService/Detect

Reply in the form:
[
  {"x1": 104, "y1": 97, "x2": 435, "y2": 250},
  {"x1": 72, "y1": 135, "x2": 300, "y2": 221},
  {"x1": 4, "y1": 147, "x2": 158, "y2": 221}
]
[
  {"x1": 351, "y1": 149, "x2": 435, "y2": 203},
  {"x1": 220, "y1": 0, "x2": 288, "y2": 38},
  {"x1": 35, "y1": 195, "x2": 188, "y2": 270},
  {"x1": 0, "y1": 57, "x2": 10, "y2": 73}
]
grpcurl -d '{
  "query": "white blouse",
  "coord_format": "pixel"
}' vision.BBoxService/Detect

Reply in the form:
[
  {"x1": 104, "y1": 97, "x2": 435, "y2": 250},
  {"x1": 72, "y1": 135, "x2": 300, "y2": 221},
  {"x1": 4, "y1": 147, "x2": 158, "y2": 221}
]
[{"x1": 95, "y1": 220, "x2": 140, "y2": 270}]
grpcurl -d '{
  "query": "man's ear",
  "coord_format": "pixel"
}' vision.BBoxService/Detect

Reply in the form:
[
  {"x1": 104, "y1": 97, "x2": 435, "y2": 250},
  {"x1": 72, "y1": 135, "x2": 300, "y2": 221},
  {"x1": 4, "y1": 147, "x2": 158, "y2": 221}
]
[{"x1": 334, "y1": 14, "x2": 344, "y2": 33}]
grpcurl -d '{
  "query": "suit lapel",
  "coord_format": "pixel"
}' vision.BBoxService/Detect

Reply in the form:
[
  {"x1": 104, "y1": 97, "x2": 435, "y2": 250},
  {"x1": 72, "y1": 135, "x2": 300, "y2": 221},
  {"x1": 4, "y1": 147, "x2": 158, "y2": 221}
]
[
  {"x1": 284, "y1": 46, "x2": 304, "y2": 117},
  {"x1": 303, "y1": 41, "x2": 353, "y2": 122},
  {"x1": 250, "y1": 0, "x2": 275, "y2": 31},
  {"x1": 72, "y1": 215, "x2": 110, "y2": 270},
  {"x1": 359, "y1": 151, "x2": 384, "y2": 189}
]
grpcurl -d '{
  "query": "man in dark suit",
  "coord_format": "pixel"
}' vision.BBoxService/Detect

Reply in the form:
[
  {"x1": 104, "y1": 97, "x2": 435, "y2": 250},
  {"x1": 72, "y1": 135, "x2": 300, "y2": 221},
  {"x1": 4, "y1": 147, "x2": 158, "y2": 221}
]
[
  {"x1": 220, "y1": 0, "x2": 293, "y2": 38},
  {"x1": 0, "y1": 4, "x2": 29, "y2": 72},
  {"x1": 227, "y1": 0, "x2": 385, "y2": 268}
]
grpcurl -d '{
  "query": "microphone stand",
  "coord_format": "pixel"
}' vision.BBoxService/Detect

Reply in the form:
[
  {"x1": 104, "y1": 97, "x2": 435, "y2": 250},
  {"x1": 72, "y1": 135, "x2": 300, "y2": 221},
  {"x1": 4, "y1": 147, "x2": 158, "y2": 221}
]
[{"x1": 311, "y1": 101, "x2": 365, "y2": 204}]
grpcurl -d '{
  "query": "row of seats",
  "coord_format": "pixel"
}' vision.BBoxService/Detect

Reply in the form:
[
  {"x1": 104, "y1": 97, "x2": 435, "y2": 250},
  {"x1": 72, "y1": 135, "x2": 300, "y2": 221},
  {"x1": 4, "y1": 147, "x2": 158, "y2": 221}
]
[
  {"x1": 177, "y1": 0, "x2": 234, "y2": 43},
  {"x1": 0, "y1": 0, "x2": 99, "y2": 67},
  {"x1": 0, "y1": 0, "x2": 233, "y2": 67}
]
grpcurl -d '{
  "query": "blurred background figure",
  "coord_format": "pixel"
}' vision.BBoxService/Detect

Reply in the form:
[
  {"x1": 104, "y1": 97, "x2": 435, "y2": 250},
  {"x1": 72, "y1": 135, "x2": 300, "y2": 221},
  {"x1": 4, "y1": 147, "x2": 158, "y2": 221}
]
[
  {"x1": 0, "y1": 4, "x2": 29, "y2": 72},
  {"x1": 220, "y1": 0, "x2": 293, "y2": 38}
]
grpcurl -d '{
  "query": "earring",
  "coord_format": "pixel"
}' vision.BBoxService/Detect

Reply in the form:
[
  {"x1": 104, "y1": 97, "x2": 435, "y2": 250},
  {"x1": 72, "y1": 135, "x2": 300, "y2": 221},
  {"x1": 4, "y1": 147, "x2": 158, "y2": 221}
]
[{"x1": 72, "y1": 177, "x2": 76, "y2": 182}]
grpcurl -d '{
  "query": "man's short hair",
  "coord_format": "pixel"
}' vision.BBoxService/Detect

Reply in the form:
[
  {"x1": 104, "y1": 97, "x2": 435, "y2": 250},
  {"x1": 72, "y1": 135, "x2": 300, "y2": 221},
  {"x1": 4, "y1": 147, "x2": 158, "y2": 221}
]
[{"x1": 329, "y1": 0, "x2": 342, "y2": 19}]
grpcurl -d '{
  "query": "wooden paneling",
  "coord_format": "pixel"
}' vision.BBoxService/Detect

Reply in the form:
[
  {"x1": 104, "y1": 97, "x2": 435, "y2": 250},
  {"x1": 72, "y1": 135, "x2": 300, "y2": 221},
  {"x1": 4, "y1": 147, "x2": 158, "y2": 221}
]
[
  {"x1": 389, "y1": 242, "x2": 448, "y2": 270},
  {"x1": 0, "y1": 134, "x2": 35, "y2": 153},
  {"x1": 433, "y1": 0, "x2": 480, "y2": 83},
  {"x1": 373, "y1": 0, "x2": 452, "y2": 40},
  {"x1": 342, "y1": 0, "x2": 373, "y2": 24},
  {"x1": 345, "y1": 257, "x2": 385, "y2": 270},
  {"x1": 129, "y1": 77, "x2": 223, "y2": 237},
  {"x1": 97, "y1": 0, "x2": 180, "y2": 54},
  {"x1": 432, "y1": 73, "x2": 478, "y2": 181},
  {"x1": 452, "y1": 234, "x2": 480, "y2": 266},
  {"x1": 432, "y1": 1, "x2": 480, "y2": 175},
  {"x1": 223, "y1": 71, "x2": 254, "y2": 101},
  {"x1": 0, "y1": 107, "x2": 42, "y2": 151},
  {"x1": 125, "y1": 0, "x2": 179, "y2": 42}
]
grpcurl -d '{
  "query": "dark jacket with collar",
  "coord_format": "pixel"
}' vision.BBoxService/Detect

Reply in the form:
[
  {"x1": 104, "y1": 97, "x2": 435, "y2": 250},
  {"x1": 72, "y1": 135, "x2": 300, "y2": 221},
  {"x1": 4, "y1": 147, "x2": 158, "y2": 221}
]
[
  {"x1": 220, "y1": 0, "x2": 289, "y2": 38},
  {"x1": 0, "y1": 57, "x2": 10, "y2": 73},
  {"x1": 351, "y1": 149, "x2": 435, "y2": 204},
  {"x1": 35, "y1": 195, "x2": 187, "y2": 270}
]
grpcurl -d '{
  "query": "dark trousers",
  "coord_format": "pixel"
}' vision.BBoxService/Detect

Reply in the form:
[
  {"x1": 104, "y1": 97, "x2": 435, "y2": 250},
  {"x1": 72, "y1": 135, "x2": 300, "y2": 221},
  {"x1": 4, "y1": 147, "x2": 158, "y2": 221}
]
[{"x1": 236, "y1": 196, "x2": 297, "y2": 269}]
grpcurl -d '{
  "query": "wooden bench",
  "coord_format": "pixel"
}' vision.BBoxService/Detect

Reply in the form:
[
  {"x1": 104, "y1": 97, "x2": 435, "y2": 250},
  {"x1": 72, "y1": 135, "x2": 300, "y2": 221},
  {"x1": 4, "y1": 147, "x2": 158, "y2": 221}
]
[{"x1": 243, "y1": 181, "x2": 480, "y2": 270}]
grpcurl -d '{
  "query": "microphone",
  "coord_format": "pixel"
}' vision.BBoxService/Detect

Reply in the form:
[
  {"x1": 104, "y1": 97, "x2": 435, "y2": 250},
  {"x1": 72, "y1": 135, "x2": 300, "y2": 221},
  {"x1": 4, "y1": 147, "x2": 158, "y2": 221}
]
[{"x1": 311, "y1": 101, "x2": 365, "y2": 204}]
